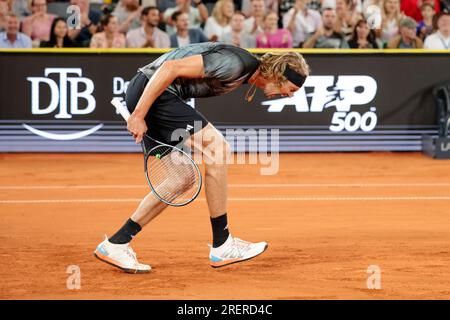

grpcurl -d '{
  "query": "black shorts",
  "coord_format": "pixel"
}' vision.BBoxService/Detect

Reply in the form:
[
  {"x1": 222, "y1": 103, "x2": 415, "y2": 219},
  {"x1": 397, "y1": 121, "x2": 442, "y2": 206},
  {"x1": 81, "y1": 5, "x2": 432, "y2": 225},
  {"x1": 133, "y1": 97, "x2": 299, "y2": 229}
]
[{"x1": 126, "y1": 71, "x2": 208, "y2": 148}]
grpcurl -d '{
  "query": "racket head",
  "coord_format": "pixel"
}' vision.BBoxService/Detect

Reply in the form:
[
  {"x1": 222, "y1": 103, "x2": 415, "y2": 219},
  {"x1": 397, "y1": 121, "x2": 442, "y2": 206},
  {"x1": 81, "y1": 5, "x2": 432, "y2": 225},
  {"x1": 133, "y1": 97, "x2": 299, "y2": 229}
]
[{"x1": 142, "y1": 136, "x2": 202, "y2": 206}]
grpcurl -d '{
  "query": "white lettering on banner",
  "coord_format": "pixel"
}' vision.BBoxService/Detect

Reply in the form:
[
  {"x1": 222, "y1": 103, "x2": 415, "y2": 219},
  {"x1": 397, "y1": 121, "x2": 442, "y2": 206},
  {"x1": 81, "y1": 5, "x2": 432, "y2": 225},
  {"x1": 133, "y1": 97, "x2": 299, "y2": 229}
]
[
  {"x1": 113, "y1": 77, "x2": 129, "y2": 95},
  {"x1": 442, "y1": 143, "x2": 450, "y2": 152},
  {"x1": 27, "y1": 68, "x2": 96, "y2": 119},
  {"x1": 262, "y1": 75, "x2": 378, "y2": 132},
  {"x1": 25, "y1": 68, "x2": 101, "y2": 140}
]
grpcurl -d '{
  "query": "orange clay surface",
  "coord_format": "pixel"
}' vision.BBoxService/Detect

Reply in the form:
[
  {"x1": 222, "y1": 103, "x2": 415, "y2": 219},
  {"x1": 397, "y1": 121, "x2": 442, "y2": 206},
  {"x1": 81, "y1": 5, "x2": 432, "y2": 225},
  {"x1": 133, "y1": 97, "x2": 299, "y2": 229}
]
[{"x1": 1, "y1": 152, "x2": 450, "y2": 299}]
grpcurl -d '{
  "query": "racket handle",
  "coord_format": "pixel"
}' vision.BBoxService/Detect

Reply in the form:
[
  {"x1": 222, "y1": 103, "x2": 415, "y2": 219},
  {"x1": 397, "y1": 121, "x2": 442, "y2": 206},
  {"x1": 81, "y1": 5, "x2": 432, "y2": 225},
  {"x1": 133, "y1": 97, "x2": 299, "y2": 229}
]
[{"x1": 111, "y1": 98, "x2": 131, "y2": 122}]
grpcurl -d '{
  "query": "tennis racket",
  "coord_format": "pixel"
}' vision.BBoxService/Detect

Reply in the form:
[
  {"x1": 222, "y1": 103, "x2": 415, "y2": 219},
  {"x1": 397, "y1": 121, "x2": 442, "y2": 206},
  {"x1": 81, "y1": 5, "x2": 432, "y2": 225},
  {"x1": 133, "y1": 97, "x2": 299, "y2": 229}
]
[{"x1": 111, "y1": 98, "x2": 202, "y2": 207}]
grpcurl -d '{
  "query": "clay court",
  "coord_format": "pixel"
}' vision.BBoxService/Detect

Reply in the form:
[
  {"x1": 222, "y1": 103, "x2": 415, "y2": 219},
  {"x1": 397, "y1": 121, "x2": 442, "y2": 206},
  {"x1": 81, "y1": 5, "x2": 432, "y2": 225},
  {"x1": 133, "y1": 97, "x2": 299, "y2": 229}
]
[{"x1": 1, "y1": 152, "x2": 450, "y2": 299}]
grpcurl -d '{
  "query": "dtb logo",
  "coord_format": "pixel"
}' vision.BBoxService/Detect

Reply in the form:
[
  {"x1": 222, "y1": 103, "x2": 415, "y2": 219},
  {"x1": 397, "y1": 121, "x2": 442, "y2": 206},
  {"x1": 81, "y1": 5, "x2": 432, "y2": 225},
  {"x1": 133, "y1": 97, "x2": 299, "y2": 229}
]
[
  {"x1": 25, "y1": 68, "x2": 102, "y2": 140},
  {"x1": 262, "y1": 75, "x2": 378, "y2": 132}
]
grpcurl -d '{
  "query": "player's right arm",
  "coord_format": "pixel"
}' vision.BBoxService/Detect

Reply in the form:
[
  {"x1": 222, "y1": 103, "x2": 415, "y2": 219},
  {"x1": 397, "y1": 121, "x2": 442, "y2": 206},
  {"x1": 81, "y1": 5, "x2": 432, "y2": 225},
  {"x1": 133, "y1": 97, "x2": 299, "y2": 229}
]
[{"x1": 127, "y1": 54, "x2": 205, "y2": 143}]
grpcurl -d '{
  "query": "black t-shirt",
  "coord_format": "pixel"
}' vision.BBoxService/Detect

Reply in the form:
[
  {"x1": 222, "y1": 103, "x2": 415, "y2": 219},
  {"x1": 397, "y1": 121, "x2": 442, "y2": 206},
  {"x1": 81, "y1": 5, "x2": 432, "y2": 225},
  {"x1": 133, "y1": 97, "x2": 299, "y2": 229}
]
[{"x1": 139, "y1": 42, "x2": 260, "y2": 99}]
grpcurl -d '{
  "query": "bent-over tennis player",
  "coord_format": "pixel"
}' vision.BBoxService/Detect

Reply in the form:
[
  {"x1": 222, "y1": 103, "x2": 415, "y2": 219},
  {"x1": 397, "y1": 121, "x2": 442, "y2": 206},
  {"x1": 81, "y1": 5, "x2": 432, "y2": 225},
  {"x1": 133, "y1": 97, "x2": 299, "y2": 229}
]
[{"x1": 94, "y1": 42, "x2": 310, "y2": 273}]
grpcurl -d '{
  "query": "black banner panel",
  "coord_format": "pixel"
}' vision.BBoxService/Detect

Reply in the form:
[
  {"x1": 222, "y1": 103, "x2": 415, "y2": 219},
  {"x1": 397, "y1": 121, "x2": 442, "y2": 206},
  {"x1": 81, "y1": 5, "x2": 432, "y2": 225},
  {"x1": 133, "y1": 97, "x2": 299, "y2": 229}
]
[{"x1": 1, "y1": 50, "x2": 449, "y2": 152}]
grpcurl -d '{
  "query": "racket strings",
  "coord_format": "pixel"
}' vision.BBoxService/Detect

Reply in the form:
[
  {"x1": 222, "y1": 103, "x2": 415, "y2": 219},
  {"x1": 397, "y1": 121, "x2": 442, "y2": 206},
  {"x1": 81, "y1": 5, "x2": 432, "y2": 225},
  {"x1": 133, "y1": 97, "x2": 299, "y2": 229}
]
[{"x1": 147, "y1": 145, "x2": 200, "y2": 205}]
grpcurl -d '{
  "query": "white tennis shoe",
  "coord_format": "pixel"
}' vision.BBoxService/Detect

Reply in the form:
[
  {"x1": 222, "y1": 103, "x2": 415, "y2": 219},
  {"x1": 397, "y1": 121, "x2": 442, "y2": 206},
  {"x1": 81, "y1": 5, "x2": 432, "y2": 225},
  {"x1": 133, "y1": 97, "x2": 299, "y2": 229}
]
[
  {"x1": 209, "y1": 235, "x2": 268, "y2": 268},
  {"x1": 94, "y1": 236, "x2": 151, "y2": 273}
]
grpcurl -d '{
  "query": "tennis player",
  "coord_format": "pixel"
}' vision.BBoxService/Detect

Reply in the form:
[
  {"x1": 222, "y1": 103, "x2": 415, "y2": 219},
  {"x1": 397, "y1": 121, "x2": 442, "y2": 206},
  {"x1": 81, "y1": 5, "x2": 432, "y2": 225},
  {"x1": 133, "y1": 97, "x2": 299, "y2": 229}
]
[{"x1": 94, "y1": 42, "x2": 310, "y2": 273}]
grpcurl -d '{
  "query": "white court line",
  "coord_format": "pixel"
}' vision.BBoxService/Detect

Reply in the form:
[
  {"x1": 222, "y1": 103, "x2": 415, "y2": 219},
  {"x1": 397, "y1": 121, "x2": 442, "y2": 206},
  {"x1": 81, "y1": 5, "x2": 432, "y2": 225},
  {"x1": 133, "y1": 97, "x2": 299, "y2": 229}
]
[
  {"x1": 1, "y1": 196, "x2": 450, "y2": 204},
  {"x1": 1, "y1": 183, "x2": 450, "y2": 189}
]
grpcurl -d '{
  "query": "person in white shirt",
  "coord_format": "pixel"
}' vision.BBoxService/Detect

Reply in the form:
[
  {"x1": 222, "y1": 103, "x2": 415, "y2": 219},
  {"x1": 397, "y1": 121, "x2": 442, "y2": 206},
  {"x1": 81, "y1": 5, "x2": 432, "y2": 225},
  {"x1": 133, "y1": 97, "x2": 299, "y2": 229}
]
[
  {"x1": 203, "y1": 0, "x2": 234, "y2": 41},
  {"x1": 126, "y1": 6, "x2": 170, "y2": 48},
  {"x1": 244, "y1": 0, "x2": 266, "y2": 36},
  {"x1": 283, "y1": 0, "x2": 322, "y2": 47},
  {"x1": 424, "y1": 13, "x2": 450, "y2": 50}
]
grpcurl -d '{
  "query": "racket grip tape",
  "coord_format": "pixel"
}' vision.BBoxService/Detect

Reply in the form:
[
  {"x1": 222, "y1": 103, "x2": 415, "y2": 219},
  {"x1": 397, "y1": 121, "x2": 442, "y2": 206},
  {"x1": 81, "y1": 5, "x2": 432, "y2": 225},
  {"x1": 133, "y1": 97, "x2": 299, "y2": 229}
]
[{"x1": 111, "y1": 98, "x2": 131, "y2": 122}]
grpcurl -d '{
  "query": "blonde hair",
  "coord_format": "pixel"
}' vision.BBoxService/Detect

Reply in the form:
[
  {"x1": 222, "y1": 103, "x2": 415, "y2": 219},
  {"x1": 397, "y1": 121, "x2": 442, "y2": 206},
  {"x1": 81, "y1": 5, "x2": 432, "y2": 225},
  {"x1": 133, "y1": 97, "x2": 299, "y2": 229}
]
[
  {"x1": 381, "y1": 0, "x2": 402, "y2": 29},
  {"x1": 259, "y1": 52, "x2": 310, "y2": 86},
  {"x1": 212, "y1": 0, "x2": 234, "y2": 26}
]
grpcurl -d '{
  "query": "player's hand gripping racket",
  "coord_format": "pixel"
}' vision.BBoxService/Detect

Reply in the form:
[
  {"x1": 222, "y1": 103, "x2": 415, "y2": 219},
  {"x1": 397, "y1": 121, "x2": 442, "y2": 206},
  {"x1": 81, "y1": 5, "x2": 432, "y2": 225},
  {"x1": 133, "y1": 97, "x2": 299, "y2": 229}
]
[{"x1": 111, "y1": 98, "x2": 202, "y2": 206}]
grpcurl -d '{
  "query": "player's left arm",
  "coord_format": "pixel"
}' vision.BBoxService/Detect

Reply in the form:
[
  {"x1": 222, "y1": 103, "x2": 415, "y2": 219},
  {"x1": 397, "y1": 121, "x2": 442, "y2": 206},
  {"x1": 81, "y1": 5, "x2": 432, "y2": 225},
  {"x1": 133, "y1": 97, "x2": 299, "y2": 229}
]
[{"x1": 128, "y1": 55, "x2": 205, "y2": 143}]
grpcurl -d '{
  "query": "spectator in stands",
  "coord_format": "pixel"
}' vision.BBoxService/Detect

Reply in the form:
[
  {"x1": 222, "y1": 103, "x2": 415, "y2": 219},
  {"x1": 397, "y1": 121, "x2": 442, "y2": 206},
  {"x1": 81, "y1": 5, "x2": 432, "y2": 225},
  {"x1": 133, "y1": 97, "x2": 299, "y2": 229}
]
[
  {"x1": 417, "y1": 3, "x2": 435, "y2": 40},
  {"x1": 203, "y1": 0, "x2": 234, "y2": 41},
  {"x1": 424, "y1": 12, "x2": 450, "y2": 49},
  {"x1": 40, "y1": 17, "x2": 75, "y2": 47},
  {"x1": 164, "y1": 0, "x2": 208, "y2": 35},
  {"x1": 379, "y1": 0, "x2": 403, "y2": 46},
  {"x1": 0, "y1": 12, "x2": 32, "y2": 47},
  {"x1": 126, "y1": 6, "x2": 170, "y2": 48},
  {"x1": 401, "y1": 0, "x2": 440, "y2": 23},
  {"x1": 90, "y1": 14, "x2": 126, "y2": 48},
  {"x1": 335, "y1": 0, "x2": 362, "y2": 41},
  {"x1": 348, "y1": 18, "x2": 379, "y2": 48},
  {"x1": 257, "y1": 10, "x2": 292, "y2": 47},
  {"x1": 387, "y1": 16, "x2": 423, "y2": 48},
  {"x1": 241, "y1": 0, "x2": 278, "y2": 16},
  {"x1": 68, "y1": 0, "x2": 101, "y2": 47},
  {"x1": 221, "y1": 11, "x2": 256, "y2": 47},
  {"x1": 113, "y1": 0, "x2": 142, "y2": 34},
  {"x1": 0, "y1": 0, "x2": 9, "y2": 32},
  {"x1": 244, "y1": 0, "x2": 265, "y2": 35},
  {"x1": 21, "y1": 0, "x2": 55, "y2": 46},
  {"x1": 282, "y1": 0, "x2": 321, "y2": 48},
  {"x1": 303, "y1": 7, "x2": 349, "y2": 48},
  {"x1": 169, "y1": 10, "x2": 208, "y2": 47}
]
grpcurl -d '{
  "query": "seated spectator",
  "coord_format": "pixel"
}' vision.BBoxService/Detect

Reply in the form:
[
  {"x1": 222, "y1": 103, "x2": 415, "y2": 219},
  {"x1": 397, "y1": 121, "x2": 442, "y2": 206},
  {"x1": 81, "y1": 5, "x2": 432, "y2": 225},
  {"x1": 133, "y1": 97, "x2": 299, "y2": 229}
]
[
  {"x1": 170, "y1": 10, "x2": 208, "y2": 47},
  {"x1": 0, "y1": 12, "x2": 31, "y2": 47},
  {"x1": 126, "y1": 6, "x2": 170, "y2": 48},
  {"x1": 348, "y1": 18, "x2": 379, "y2": 48},
  {"x1": 401, "y1": 0, "x2": 440, "y2": 23},
  {"x1": 203, "y1": 0, "x2": 233, "y2": 41},
  {"x1": 387, "y1": 16, "x2": 423, "y2": 48},
  {"x1": 257, "y1": 10, "x2": 292, "y2": 47},
  {"x1": 221, "y1": 11, "x2": 256, "y2": 47},
  {"x1": 282, "y1": 0, "x2": 322, "y2": 48},
  {"x1": 335, "y1": 0, "x2": 362, "y2": 41},
  {"x1": 113, "y1": 0, "x2": 142, "y2": 34},
  {"x1": 417, "y1": 3, "x2": 435, "y2": 40},
  {"x1": 21, "y1": 0, "x2": 55, "y2": 46},
  {"x1": 244, "y1": 0, "x2": 265, "y2": 36},
  {"x1": 303, "y1": 7, "x2": 349, "y2": 48},
  {"x1": 164, "y1": 0, "x2": 208, "y2": 35},
  {"x1": 424, "y1": 12, "x2": 450, "y2": 49},
  {"x1": 0, "y1": 0, "x2": 9, "y2": 31},
  {"x1": 90, "y1": 14, "x2": 126, "y2": 48},
  {"x1": 40, "y1": 17, "x2": 75, "y2": 47},
  {"x1": 379, "y1": 0, "x2": 403, "y2": 46},
  {"x1": 68, "y1": 0, "x2": 101, "y2": 47}
]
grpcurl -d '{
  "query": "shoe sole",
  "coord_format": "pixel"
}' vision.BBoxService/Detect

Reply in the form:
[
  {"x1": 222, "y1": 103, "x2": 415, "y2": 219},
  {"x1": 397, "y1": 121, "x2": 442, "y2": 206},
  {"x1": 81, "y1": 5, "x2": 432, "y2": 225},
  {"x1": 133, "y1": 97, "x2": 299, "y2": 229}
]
[
  {"x1": 210, "y1": 243, "x2": 269, "y2": 268},
  {"x1": 93, "y1": 251, "x2": 151, "y2": 274}
]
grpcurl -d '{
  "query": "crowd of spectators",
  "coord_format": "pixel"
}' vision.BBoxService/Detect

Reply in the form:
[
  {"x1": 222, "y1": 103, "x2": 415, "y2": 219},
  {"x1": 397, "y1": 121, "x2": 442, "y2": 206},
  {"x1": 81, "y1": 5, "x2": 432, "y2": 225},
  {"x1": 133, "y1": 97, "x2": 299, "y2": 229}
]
[{"x1": 0, "y1": 0, "x2": 449, "y2": 49}]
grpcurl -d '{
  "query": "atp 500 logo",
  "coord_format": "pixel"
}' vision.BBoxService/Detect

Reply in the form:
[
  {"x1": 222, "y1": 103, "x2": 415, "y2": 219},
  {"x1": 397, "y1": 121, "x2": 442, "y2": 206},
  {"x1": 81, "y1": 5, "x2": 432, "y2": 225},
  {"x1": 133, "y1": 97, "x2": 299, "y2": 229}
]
[
  {"x1": 25, "y1": 68, "x2": 102, "y2": 140},
  {"x1": 262, "y1": 75, "x2": 378, "y2": 132}
]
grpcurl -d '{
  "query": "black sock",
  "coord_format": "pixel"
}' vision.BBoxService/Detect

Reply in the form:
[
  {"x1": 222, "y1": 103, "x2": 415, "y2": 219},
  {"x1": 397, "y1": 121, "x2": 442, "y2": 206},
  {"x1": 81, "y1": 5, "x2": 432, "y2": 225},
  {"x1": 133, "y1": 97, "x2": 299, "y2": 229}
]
[
  {"x1": 211, "y1": 213, "x2": 230, "y2": 248},
  {"x1": 109, "y1": 219, "x2": 142, "y2": 244}
]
